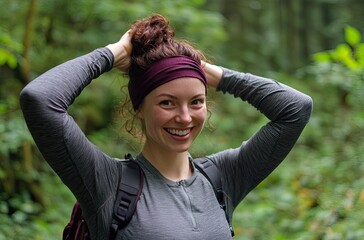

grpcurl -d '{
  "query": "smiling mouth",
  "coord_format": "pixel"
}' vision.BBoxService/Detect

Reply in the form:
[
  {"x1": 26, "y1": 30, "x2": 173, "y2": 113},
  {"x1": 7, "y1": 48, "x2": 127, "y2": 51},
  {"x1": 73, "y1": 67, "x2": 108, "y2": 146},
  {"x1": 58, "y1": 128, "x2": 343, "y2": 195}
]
[{"x1": 165, "y1": 128, "x2": 192, "y2": 136}]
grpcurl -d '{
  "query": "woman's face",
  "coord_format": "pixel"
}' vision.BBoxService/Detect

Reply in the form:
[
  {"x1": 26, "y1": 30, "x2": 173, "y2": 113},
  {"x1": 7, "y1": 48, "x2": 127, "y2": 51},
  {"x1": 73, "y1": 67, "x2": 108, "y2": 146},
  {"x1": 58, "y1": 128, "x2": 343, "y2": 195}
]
[{"x1": 137, "y1": 77, "x2": 207, "y2": 153}]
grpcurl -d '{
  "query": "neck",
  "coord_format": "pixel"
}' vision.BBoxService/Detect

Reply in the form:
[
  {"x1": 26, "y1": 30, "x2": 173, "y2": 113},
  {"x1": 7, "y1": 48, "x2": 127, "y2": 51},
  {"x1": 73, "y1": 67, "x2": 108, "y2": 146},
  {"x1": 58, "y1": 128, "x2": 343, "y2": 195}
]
[{"x1": 141, "y1": 144, "x2": 192, "y2": 182}]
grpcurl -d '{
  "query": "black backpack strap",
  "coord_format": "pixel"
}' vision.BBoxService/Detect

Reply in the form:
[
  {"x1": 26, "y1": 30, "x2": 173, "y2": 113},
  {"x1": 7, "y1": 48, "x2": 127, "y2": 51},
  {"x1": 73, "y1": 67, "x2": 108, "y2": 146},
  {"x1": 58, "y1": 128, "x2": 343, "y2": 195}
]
[
  {"x1": 109, "y1": 153, "x2": 144, "y2": 239},
  {"x1": 194, "y1": 157, "x2": 235, "y2": 237}
]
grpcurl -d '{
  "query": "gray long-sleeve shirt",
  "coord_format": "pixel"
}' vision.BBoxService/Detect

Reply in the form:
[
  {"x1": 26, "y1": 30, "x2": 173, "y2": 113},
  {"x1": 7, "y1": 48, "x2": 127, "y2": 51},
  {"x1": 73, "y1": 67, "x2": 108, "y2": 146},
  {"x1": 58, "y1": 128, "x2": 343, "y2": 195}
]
[{"x1": 20, "y1": 48, "x2": 312, "y2": 240}]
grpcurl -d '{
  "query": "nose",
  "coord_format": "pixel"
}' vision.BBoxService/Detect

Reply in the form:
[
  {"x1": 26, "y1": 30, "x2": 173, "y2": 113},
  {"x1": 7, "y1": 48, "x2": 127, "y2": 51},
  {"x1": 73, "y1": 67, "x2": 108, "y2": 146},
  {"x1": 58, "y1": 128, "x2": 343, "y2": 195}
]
[{"x1": 175, "y1": 105, "x2": 192, "y2": 124}]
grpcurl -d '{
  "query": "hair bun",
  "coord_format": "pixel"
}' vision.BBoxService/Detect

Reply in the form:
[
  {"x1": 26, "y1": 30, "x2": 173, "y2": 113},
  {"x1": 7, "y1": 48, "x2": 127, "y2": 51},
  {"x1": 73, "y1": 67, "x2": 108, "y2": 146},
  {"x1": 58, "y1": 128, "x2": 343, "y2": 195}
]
[
  {"x1": 129, "y1": 14, "x2": 205, "y2": 71},
  {"x1": 130, "y1": 14, "x2": 174, "y2": 58}
]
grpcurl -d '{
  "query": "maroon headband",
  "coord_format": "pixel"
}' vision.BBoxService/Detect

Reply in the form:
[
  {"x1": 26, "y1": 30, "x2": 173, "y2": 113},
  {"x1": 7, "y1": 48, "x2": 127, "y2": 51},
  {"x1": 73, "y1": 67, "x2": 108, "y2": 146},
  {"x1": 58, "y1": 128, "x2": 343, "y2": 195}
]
[{"x1": 128, "y1": 55, "x2": 207, "y2": 111}]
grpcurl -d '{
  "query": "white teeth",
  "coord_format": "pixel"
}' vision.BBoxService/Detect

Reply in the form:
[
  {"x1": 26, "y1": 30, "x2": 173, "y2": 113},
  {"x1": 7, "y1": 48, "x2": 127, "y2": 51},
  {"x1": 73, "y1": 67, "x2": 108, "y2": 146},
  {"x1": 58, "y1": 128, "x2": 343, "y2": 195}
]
[{"x1": 167, "y1": 128, "x2": 191, "y2": 136}]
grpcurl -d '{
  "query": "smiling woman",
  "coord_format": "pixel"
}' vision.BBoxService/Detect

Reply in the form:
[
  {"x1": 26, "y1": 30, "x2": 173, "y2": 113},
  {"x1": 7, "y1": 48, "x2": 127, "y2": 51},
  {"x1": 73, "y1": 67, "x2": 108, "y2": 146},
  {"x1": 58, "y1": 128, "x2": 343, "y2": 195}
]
[
  {"x1": 20, "y1": 13, "x2": 312, "y2": 240},
  {"x1": 121, "y1": 15, "x2": 208, "y2": 142},
  {"x1": 118, "y1": 14, "x2": 212, "y2": 184}
]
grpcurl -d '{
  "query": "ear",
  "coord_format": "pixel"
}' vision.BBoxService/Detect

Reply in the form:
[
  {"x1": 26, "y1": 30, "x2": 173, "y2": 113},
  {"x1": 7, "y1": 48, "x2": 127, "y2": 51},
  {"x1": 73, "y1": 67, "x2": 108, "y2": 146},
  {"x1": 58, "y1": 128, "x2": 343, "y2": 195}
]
[{"x1": 135, "y1": 109, "x2": 144, "y2": 119}]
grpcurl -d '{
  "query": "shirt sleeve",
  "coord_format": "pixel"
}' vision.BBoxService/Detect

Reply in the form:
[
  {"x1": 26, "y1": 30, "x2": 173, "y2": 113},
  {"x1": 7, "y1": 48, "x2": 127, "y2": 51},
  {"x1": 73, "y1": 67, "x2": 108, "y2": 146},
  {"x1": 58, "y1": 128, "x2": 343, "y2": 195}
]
[
  {"x1": 19, "y1": 48, "x2": 120, "y2": 215},
  {"x1": 210, "y1": 67, "x2": 313, "y2": 211}
]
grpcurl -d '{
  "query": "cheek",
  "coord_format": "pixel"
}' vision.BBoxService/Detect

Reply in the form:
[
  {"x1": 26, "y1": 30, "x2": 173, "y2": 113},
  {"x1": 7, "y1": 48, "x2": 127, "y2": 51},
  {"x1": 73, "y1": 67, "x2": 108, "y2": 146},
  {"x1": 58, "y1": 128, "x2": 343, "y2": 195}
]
[
  {"x1": 146, "y1": 108, "x2": 171, "y2": 128},
  {"x1": 195, "y1": 108, "x2": 207, "y2": 124}
]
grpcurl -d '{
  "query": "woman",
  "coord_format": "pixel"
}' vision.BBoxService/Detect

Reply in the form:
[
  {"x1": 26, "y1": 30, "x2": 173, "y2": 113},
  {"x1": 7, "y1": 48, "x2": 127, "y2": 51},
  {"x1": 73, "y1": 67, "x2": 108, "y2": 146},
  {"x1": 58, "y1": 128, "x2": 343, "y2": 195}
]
[{"x1": 20, "y1": 14, "x2": 312, "y2": 239}]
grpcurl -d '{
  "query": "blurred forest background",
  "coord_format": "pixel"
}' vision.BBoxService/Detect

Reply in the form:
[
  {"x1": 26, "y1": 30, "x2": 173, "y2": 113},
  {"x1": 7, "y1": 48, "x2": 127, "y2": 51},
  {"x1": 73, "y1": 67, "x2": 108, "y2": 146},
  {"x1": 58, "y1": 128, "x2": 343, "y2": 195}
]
[{"x1": 1, "y1": 0, "x2": 363, "y2": 239}]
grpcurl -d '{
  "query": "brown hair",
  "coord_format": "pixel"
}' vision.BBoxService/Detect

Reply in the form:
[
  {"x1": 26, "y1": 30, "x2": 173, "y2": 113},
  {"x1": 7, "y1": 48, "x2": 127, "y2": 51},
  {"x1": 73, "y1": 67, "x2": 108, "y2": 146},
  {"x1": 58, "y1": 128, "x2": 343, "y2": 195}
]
[
  {"x1": 120, "y1": 14, "x2": 208, "y2": 140},
  {"x1": 129, "y1": 14, "x2": 205, "y2": 72}
]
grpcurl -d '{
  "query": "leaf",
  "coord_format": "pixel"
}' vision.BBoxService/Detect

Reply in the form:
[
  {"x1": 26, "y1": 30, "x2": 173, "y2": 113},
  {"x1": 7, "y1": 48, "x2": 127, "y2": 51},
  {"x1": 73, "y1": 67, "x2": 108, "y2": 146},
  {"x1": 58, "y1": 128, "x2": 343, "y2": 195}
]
[
  {"x1": 356, "y1": 43, "x2": 364, "y2": 67},
  {"x1": 345, "y1": 25, "x2": 361, "y2": 47},
  {"x1": 6, "y1": 54, "x2": 17, "y2": 69},
  {"x1": 313, "y1": 52, "x2": 331, "y2": 63},
  {"x1": 335, "y1": 44, "x2": 360, "y2": 70},
  {"x1": 0, "y1": 49, "x2": 8, "y2": 65},
  {"x1": 335, "y1": 43, "x2": 351, "y2": 58},
  {"x1": 0, "y1": 48, "x2": 18, "y2": 68}
]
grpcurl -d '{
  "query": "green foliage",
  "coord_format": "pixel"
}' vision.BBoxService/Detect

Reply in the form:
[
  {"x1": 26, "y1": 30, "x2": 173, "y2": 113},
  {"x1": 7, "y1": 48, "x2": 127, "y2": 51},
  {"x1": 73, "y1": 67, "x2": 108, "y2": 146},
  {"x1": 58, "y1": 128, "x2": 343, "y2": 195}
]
[
  {"x1": 346, "y1": 25, "x2": 361, "y2": 47},
  {"x1": 312, "y1": 25, "x2": 363, "y2": 90},
  {"x1": 0, "y1": 171, "x2": 75, "y2": 240},
  {"x1": 310, "y1": 25, "x2": 364, "y2": 117},
  {"x1": 1, "y1": 1, "x2": 364, "y2": 239},
  {"x1": 0, "y1": 31, "x2": 21, "y2": 68}
]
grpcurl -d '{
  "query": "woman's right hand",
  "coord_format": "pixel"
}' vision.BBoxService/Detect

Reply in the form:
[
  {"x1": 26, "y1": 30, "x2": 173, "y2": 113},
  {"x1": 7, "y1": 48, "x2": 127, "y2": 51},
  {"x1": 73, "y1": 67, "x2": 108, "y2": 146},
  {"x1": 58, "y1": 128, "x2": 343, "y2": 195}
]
[{"x1": 106, "y1": 30, "x2": 132, "y2": 73}]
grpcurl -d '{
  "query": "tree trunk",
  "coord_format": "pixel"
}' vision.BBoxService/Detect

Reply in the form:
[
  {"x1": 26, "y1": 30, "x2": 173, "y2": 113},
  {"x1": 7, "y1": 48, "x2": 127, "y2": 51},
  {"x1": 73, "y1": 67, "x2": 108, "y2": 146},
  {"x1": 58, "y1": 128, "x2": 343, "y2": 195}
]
[
  {"x1": 21, "y1": 0, "x2": 37, "y2": 85},
  {"x1": 21, "y1": 0, "x2": 45, "y2": 207},
  {"x1": 22, "y1": 140, "x2": 45, "y2": 207}
]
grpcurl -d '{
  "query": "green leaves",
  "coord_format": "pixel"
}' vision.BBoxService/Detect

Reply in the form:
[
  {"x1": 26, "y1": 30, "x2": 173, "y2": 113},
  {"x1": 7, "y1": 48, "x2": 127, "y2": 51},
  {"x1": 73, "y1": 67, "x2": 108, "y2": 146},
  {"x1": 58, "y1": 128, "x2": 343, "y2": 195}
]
[
  {"x1": 311, "y1": 25, "x2": 364, "y2": 106},
  {"x1": 0, "y1": 31, "x2": 21, "y2": 69},
  {"x1": 345, "y1": 25, "x2": 361, "y2": 47},
  {"x1": 0, "y1": 48, "x2": 17, "y2": 69},
  {"x1": 335, "y1": 43, "x2": 360, "y2": 70},
  {"x1": 313, "y1": 25, "x2": 364, "y2": 70}
]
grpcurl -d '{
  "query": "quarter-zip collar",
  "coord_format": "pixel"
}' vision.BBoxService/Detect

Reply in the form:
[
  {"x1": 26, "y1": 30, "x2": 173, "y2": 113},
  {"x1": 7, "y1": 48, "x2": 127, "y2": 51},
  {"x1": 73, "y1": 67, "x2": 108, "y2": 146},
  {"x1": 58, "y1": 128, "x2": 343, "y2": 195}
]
[{"x1": 136, "y1": 153, "x2": 198, "y2": 187}]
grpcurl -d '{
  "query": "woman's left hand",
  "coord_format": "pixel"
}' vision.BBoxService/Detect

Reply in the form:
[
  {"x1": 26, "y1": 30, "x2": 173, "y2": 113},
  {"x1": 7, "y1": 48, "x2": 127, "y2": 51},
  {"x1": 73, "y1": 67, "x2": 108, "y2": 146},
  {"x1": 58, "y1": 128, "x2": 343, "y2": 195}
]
[
  {"x1": 106, "y1": 30, "x2": 133, "y2": 73},
  {"x1": 201, "y1": 61, "x2": 223, "y2": 88}
]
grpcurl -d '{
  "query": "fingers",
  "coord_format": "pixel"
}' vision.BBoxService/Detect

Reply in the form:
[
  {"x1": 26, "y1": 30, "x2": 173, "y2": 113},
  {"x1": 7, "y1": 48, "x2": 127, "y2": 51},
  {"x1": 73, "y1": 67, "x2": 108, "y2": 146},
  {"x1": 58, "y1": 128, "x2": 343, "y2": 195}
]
[
  {"x1": 106, "y1": 30, "x2": 133, "y2": 72},
  {"x1": 201, "y1": 62, "x2": 223, "y2": 88},
  {"x1": 119, "y1": 30, "x2": 132, "y2": 55}
]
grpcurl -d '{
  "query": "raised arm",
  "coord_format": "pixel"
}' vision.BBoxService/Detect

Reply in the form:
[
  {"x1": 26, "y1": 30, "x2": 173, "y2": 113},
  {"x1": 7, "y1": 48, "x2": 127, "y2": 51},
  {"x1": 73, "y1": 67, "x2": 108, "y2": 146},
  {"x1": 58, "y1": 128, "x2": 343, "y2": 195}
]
[
  {"x1": 20, "y1": 28, "x2": 133, "y2": 206},
  {"x1": 208, "y1": 67, "x2": 313, "y2": 209},
  {"x1": 19, "y1": 48, "x2": 119, "y2": 208}
]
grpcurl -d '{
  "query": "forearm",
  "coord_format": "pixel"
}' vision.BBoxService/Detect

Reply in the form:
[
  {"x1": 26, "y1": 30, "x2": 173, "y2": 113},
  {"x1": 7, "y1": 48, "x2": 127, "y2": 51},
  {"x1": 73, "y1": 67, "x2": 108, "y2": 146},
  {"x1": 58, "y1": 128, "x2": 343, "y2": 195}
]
[
  {"x1": 217, "y1": 67, "x2": 312, "y2": 124},
  {"x1": 20, "y1": 48, "x2": 114, "y2": 113}
]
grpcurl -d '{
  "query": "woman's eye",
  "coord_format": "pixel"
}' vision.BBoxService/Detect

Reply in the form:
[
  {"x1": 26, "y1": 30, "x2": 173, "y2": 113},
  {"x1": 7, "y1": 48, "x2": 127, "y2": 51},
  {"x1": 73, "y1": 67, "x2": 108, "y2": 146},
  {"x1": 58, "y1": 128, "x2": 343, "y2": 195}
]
[
  {"x1": 159, "y1": 100, "x2": 173, "y2": 106},
  {"x1": 191, "y1": 99, "x2": 204, "y2": 105}
]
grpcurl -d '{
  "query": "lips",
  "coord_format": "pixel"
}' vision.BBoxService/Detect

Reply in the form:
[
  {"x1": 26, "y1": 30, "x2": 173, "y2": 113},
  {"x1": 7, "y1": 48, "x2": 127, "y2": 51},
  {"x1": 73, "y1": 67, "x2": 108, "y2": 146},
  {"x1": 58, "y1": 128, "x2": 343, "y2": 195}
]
[{"x1": 165, "y1": 128, "x2": 192, "y2": 136}]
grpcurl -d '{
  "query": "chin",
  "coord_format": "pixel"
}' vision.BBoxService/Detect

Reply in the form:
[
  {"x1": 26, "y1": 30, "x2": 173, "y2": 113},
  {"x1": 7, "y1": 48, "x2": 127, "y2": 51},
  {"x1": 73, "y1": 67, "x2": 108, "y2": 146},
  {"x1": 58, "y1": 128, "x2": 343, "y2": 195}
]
[{"x1": 170, "y1": 144, "x2": 191, "y2": 153}]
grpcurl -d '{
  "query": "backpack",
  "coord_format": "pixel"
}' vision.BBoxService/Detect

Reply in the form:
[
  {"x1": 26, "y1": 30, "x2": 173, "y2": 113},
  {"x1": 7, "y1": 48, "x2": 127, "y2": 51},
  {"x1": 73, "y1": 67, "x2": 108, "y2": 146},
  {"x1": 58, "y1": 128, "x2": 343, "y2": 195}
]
[{"x1": 63, "y1": 154, "x2": 234, "y2": 240}]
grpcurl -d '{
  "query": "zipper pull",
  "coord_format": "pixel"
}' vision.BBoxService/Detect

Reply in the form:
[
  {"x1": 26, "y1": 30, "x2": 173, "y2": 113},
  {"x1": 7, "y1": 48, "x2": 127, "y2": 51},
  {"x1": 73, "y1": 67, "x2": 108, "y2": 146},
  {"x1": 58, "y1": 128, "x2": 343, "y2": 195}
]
[{"x1": 177, "y1": 180, "x2": 185, "y2": 186}]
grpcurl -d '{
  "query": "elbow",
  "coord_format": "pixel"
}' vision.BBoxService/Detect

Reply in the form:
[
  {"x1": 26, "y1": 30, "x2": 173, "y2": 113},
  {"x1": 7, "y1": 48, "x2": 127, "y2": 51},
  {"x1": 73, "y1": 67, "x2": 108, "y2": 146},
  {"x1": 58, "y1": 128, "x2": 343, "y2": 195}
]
[
  {"x1": 19, "y1": 86, "x2": 36, "y2": 111},
  {"x1": 297, "y1": 94, "x2": 313, "y2": 125},
  {"x1": 19, "y1": 84, "x2": 45, "y2": 114},
  {"x1": 19, "y1": 86, "x2": 31, "y2": 111}
]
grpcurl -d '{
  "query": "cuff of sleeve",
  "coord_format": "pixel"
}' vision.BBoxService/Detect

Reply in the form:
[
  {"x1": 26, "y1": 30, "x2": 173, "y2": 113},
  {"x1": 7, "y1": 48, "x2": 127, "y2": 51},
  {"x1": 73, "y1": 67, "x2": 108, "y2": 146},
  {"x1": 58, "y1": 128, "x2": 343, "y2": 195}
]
[
  {"x1": 216, "y1": 67, "x2": 228, "y2": 92},
  {"x1": 96, "y1": 47, "x2": 115, "y2": 72}
]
